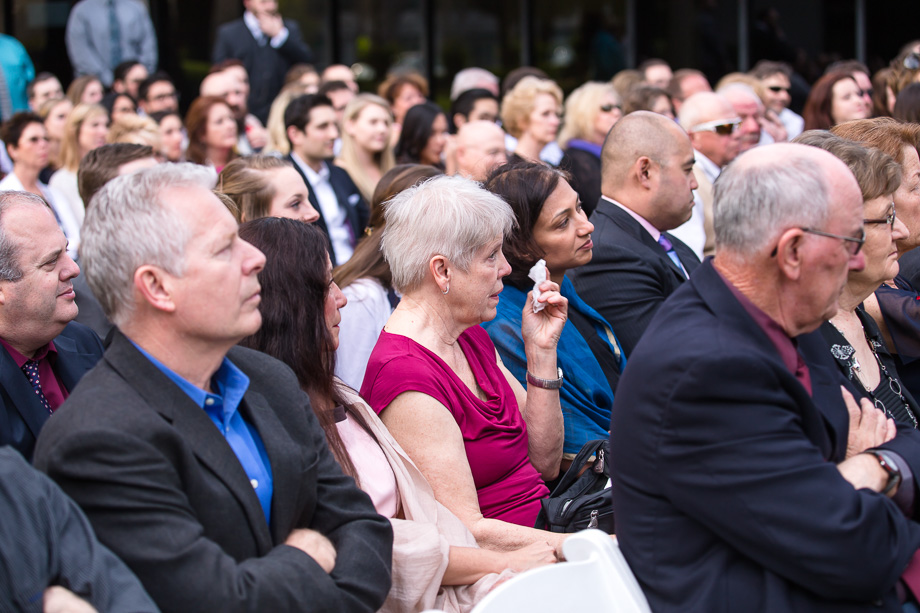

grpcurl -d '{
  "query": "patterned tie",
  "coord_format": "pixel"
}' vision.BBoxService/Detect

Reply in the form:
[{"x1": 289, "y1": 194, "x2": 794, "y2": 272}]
[
  {"x1": 657, "y1": 234, "x2": 687, "y2": 279},
  {"x1": 21, "y1": 360, "x2": 52, "y2": 414},
  {"x1": 108, "y1": 0, "x2": 122, "y2": 68}
]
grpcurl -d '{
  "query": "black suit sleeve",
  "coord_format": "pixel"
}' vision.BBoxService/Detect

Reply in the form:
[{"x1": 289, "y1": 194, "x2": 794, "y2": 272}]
[
  {"x1": 276, "y1": 20, "x2": 314, "y2": 64},
  {"x1": 0, "y1": 447, "x2": 158, "y2": 612},
  {"x1": 35, "y1": 423, "x2": 390, "y2": 613},
  {"x1": 212, "y1": 23, "x2": 234, "y2": 64}
]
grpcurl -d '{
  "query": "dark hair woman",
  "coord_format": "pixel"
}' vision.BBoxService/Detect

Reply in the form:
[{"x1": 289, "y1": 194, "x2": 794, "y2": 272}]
[
  {"x1": 394, "y1": 102, "x2": 448, "y2": 169},
  {"x1": 238, "y1": 217, "x2": 555, "y2": 613},
  {"x1": 803, "y1": 71, "x2": 871, "y2": 131},
  {"x1": 482, "y1": 161, "x2": 626, "y2": 462}
]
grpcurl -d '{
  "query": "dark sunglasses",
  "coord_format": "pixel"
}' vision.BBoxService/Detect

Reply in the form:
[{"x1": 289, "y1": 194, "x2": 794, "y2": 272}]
[
  {"x1": 767, "y1": 86, "x2": 789, "y2": 93},
  {"x1": 689, "y1": 118, "x2": 741, "y2": 136},
  {"x1": 600, "y1": 103, "x2": 623, "y2": 113}
]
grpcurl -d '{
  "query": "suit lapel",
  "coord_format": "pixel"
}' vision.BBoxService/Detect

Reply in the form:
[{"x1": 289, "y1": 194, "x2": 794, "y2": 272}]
[
  {"x1": 604, "y1": 203, "x2": 689, "y2": 281},
  {"x1": 52, "y1": 331, "x2": 101, "y2": 392},
  {"x1": 287, "y1": 155, "x2": 335, "y2": 264},
  {"x1": 239, "y1": 388, "x2": 302, "y2": 544},
  {"x1": 105, "y1": 332, "x2": 274, "y2": 552},
  {"x1": 0, "y1": 346, "x2": 48, "y2": 440}
]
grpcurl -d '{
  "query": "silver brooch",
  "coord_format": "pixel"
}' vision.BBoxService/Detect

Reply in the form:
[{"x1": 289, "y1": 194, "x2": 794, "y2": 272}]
[{"x1": 831, "y1": 344, "x2": 855, "y2": 361}]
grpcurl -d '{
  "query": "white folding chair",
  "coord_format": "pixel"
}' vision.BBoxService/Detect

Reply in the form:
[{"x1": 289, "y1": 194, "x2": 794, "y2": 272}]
[{"x1": 470, "y1": 529, "x2": 652, "y2": 613}]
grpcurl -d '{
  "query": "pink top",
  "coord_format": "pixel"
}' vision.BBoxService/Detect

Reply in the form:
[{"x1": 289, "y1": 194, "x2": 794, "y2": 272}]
[
  {"x1": 361, "y1": 325, "x2": 549, "y2": 526},
  {"x1": 336, "y1": 413, "x2": 399, "y2": 518}
]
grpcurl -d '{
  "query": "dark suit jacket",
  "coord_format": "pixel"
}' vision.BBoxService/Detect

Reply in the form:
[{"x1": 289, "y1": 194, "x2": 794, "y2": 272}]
[
  {"x1": 33, "y1": 332, "x2": 392, "y2": 613},
  {"x1": 0, "y1": 446, "x2": 158, "y2": 611},
  {"x1": 0, "y1": 322, "x2": 103, "y2": 460},
  {"x1": 212, "y1": 17, "x2": 314, "y2": 124},
  {"x1": 611, "y1": 259, "x2": 920, "y2": 612},
  {"x1": 570, "y1": 197, "x2": 701, "y2": 356},
  {"x1": 287, "y1": 156, "x2": 370, "y2": 266}
]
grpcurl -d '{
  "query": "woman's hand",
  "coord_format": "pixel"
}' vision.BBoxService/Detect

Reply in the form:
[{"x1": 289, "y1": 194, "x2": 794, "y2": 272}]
[
  {"x1": 521, "y1": 279, "x2": 568, "y2": 353},
  {"x1": 502, "y1": 541, "x2": 559, "y2": 571}
]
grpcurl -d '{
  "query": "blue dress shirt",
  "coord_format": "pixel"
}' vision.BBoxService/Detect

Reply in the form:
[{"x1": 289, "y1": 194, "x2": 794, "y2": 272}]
[{"x1": 131, "y1": 342, "x2": 274, "y2": 525}]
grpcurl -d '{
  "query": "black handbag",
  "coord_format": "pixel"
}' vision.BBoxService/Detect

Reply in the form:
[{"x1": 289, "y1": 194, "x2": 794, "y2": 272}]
[{"x1": 534, "y1": 438, "x2": 615, "y2": 534}]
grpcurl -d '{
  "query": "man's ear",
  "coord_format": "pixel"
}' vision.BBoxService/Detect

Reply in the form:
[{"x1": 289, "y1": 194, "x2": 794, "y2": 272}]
[
  {"x1": 773, "y1": 228, "x2": 806, "y2": 281},
  {"x1": 429, "y1": 254, "x2": 450, "y2": 294},
  {"x1": 635, "y1": 156, "x2": 655, "y2": 189},
  {"x1": 134, "y1": 265, "x2": 177, "y2": 313}
]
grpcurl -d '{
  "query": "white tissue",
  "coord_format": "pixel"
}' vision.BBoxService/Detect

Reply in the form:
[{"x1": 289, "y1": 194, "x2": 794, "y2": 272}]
[{"x1": 528, "y1": 259, "x2": 547, "y2": 313}]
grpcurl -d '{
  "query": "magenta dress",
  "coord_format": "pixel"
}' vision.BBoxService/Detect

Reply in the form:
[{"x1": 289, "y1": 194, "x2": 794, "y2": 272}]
[{"x1": 361, "y1": 325, "x2": 550, "y2": 527}]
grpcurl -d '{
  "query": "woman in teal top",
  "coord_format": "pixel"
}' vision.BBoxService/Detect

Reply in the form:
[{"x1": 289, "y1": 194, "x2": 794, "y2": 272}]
[{"x1": 482, "y1": 162, "x2": 626, "y2": 461}]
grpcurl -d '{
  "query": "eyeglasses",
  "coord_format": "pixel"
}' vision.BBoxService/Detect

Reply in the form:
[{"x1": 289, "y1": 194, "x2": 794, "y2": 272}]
[
  {"x1": 767, "y1": 86, "x2": 789, "y2": 93},
  {"x1": 800, "y1": 226, "x2": 866, "y2": 255},
  {"x1": 600, "y1": 103, "x2": 623, "y2": 113},
  {"x1": 689, "y1": 118, "x2": 741, "y2": 136},
  {"x1": 904, "y1": 52, "x2": 920, "y2": 71},
  {"x1": 152, "y1": 91, "x2": 179, "y2": 103},
  {"x1": 864, "y1": 204, "x2": 896, "y2": 227}
]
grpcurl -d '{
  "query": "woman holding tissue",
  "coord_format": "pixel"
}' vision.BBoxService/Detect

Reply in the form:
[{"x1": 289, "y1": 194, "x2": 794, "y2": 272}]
[
  {"x1": 361, "y1": 174, "x2": 571, "y2": 556},
  {"x1": 482, "y1": 162, "x2": 626, "y2": 465}
]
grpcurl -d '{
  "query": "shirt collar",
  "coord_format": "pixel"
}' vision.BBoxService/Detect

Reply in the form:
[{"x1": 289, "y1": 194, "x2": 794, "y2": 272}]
[
  {"x1": 129, "y1": 340, "x2": 250, "y2": 427},
  {"x1": 0, "y1": 337, "x2": 58, "y2": 367},
  {"x1": 693, "y1": 149, "x2": 721, "y2": 182},
  {"x1": 242, "y1": 11, "x2": 264, "y2": 43},
  {"x1": 602, "y1": 195, "x2": 661, "y2": 242},
  {"x1": 291, "y1": 152, "x2": 328, "y2": 183}
]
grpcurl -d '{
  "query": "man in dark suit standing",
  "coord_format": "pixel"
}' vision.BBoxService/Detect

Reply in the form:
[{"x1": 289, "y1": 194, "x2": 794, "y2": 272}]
[
  {"x1": 33, "y1": 164, "x2": 392, "y2": 612},
  {"x1": 571, "y1": 111, "x2": 701, "y2": 356},
  {"x1": 0, "y1": 190, "x2": 103, "y2": 460},
  {"x1": 612, "y1": 143, "x2": 920, "y2": 612},
  {"x1": 285, "y1": 93, "x2": 369, "y2": 266},
  {"x1": 213, "y1": 0, "x2": 314, "y2": 124}
]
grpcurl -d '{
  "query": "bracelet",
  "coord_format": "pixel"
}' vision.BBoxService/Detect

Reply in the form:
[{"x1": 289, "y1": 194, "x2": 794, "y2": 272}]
[{"x1": 526, "y1": 367, "x2": 564, "y2": 390}]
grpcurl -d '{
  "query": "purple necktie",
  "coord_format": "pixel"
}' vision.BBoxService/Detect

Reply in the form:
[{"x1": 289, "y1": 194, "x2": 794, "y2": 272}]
[
  {"x1": 658, "y1": 234, "x2": 687, "y2": 278},
  {"x1": 21, "y1": 360, "x2": 52, "y2": 414}
]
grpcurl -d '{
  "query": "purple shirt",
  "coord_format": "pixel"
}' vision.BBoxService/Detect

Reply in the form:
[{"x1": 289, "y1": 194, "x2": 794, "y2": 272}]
[{"x1": 0, "y1": 337, "x2": 68, "y2": 410}]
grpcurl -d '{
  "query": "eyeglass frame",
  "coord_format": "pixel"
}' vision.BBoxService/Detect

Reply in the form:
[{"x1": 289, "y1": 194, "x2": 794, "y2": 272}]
[
  {"x1": 864, "y1": 203, "x2": 896, "y2": 227},
  {"x1": 688, "y1": 117, "x2": 742, "y2": 136},
  {"x1": 800, "y1": 226, "x2": 866, "y2": 255}
]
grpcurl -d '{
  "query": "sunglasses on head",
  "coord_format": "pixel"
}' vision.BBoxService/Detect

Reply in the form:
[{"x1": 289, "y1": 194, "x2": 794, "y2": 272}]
[
  {"x1": 689, "y1": 118, "x2": 741, "y2": 136},
  {"x1": 905, "y1": 52, "x2": 920, "y2": 71}
]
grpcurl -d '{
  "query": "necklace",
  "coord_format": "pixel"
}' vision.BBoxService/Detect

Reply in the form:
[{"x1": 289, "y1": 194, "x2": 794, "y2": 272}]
[{"x1": 829, "y1": 318, "x2": 919, "y2": 429}]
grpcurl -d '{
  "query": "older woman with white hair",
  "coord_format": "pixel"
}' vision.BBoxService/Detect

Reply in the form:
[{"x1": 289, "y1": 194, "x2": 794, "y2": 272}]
[
  {"x1": 361, "y1": 174, "x2": 570, "y2": 557},
  {"x1": 557, "y1": 82, "x2": 623, "y2": 216}
]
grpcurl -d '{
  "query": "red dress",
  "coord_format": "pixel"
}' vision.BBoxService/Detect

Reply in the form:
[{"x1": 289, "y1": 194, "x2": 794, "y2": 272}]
[{"x1": 361, "y1": 325, "x2": 549, "y2": 527}]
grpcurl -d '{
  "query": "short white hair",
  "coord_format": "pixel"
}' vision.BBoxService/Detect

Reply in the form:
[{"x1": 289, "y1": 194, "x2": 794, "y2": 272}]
[
  {"x1": 80, "y1": 163, "x2": 216, "y2": 327},
  {"x1": 382, "y1": 174, "x2": 514, "y2": 293},
  {"x1": 450, "y1": 68, "x2": 499, "y2": 100}
]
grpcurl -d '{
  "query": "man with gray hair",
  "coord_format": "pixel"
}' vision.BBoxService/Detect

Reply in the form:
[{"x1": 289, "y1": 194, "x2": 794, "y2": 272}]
[
  {"x1": 671, "y1": 91, "x2": 741, "y2": 258},
  {"x1": 33, "y1": 163, "x2": 392, "y2": 612},
  {"x1": 718, "y1": 82, "x2": 766, "y2": 153},
  {"x1": 611, "y1": 143, "x2": 920, "y2": 611},
  {"x1": 0, "y1": 190, "x2": 103, "y2": 460},
  {"x1": 570, "y1": 110, "x2": 700, "y2": 357}
]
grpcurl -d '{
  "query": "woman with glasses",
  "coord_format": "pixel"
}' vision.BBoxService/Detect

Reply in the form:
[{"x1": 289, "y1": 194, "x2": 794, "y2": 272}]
[
  {"x1": 794, "y1": 130, "x2": 919, "y2": 430},
  {"x1": 557, "y1": 82, "x2": 623, "y2": 216}
]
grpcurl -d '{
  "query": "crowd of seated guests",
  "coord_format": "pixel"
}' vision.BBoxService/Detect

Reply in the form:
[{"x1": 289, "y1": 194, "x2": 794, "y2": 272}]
[{"x1": 10, "y1": 30, "x2": 920, "y2": 612}]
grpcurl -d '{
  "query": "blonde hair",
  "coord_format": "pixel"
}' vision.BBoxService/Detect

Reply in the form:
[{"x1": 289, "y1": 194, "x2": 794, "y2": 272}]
[
  {"x1": 335, "y1": 94, "x2": 396, "y2": 201},
  {"x1": 264, "y1": 82, "x2": 307, "y2": 155},
  {"x1": 500, "y1": 76, "x2": 563, "y2": 139},
  {"x1": 59, "y1": 103, "x2": 108, "y2": 172},
  {"x1": 716, "y1": 73, "x2": 768, "y2": 105},
  {"x1": 107, "y1": 114, "x2": 161, "y2": 150},
  {"x1": 217, "y1": 154, "x2": 291, "y2": 222},
  {"x1": 558, "y1": 82, "x2": 620, "y2": 149}
]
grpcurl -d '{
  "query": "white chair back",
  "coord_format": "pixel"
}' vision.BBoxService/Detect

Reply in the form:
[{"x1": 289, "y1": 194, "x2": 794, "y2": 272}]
[{"x1": 470, "y1": 529, "x2": 651, "y2": 613}]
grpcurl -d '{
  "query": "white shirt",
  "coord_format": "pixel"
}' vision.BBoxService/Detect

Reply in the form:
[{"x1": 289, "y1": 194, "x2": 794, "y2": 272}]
[
  {"x1": 291, "y1": 153, "x2": 354, "y2": 264},
  {"x1": 0, "y1": 171, "x2": 80, "y2": 259},
  {"x1": 334, "y1": 278, "x2": 395, "y2": 390},
  {"x1": 779, "y1": 107, "x2": 805, "y2": 140},
  {"x1": 242, "y1": 10, "x2": 289, "y2": 47},
  {"x1": 606, "y1": 195, "x2": 687, "y2": 277}
]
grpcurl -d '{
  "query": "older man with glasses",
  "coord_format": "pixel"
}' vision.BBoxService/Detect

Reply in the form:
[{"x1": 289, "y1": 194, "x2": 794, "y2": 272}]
[
  {"x1": 612, "y1": 142, "x2": 920, "y2": 612},
  {"x1": 671, "y1": 91, "x2": 741, "y2": 258}
]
